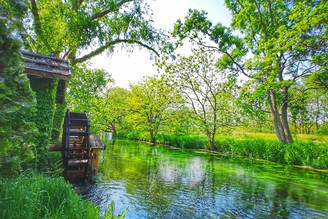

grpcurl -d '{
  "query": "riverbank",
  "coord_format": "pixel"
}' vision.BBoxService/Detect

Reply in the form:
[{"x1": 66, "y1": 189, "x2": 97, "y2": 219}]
[
  {"x1": 211, "y1": 137, "x2": 328, "y2": 170},
  {"x1": 194, "y1": 149, "x2": 328, "y2": 173},
  {"x1": 117, "y1": 131, "x2": 328, "y2": 169}
]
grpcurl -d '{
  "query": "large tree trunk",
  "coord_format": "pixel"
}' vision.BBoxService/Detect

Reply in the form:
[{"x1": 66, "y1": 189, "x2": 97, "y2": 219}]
[
  {"x1": 206, "y1": 131, "x2": 216, "y2": 151},
  {"x1": 111, "y1": 123, "x2": 117, "y2": 145},
  {"x1": 267, "y1": 90, "x2": 293, "y2": 143},
  {"x1": 281, "y1": 87, "x2": 293, "y2": 143},
  {"x1": 149, "y1": 128, "x2": 156, "y2": 145}
]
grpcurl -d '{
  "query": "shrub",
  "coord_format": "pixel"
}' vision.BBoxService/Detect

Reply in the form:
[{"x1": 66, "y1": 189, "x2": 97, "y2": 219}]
[
  {"x1": 0, "y1": 1, "x2": 38, "y2": 176},
  {"x1": 317, "y1": 122, "x2": 328, "y2": 135}
]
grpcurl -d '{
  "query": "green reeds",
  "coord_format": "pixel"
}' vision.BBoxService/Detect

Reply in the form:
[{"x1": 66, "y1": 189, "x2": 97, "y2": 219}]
[
  {"x1": 103, "y1": 201, "x2": 128, "y2": 219},
  {"x1": 158, "y1": 134, "x2": 207, "y2": 149},
  {"x1": 214, "y1": 137, "x2": 328, "y2": 169},
  {"x1": 158, "y1": 133, "x2": 328, "y2": 169}
]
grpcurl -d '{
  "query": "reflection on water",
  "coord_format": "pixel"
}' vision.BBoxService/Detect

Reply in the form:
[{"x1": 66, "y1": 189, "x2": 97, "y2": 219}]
[{"x1": 79, "y1": 141, "x2": 328, "y2": 218}]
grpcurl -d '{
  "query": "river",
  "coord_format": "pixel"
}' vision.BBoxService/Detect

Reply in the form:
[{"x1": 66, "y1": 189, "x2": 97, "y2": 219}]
[{"x1": 80, "y1": 140, "x2": 328, "y2": 218}]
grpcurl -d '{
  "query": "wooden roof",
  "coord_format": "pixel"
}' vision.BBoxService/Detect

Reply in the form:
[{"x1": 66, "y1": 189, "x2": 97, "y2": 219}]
[{"x1": 22, "y1": 50, "x2": 71, "y2": 80}]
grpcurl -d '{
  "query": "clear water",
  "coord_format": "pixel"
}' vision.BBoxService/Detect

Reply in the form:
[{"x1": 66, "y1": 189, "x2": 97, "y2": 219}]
[{"x1": 79, "y1": 140, "x2": 328, "y2": 218}]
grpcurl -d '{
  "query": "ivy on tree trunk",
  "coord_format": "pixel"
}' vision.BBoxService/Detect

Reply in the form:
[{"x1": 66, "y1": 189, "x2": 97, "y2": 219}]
[{"x1": 30, "y1": 78, "x2": 58, "y2": 170}]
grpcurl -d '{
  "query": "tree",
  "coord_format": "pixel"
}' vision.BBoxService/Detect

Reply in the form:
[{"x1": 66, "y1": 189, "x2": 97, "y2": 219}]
[
  {"x1": 163, "y1": 49, "x2": 237, "y2": 150},
  {"x1": 161, "y1": 106, "x2": 196, "y2": 135},
  {"x1": 67, "y1": 64, "x2": 113, "y2": 112},
  {"x1": 127, "y1": 75, "x2": 179, "y2": 144},
  {"x1": 290, "y1": 82, "x2": 328, "y2": 134},
  {"x1": 0, "y1": 0, "x2": 38, "y2": 175},
  {"x1": 173, "y1": 1, "x2": 327, "y2": 143},
  {"x1": 237, "y1": 78, "x2": 273, "y2": 133},
  {"x1": 24, "y1": 0, "x2": 162, "y2": 63},
  {"x1": 92, "y1": 87, "x2": 129, "y2": 142}
]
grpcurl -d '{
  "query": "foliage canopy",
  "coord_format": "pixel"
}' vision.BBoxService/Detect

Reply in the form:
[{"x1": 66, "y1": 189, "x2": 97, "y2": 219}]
[{"x1": 172, "y1": 0, "x2": 327, "y2": 143}]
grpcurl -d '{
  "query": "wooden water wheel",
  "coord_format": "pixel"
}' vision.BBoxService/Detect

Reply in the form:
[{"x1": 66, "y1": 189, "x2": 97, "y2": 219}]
[{"x1": 62, "y1": 109, "x2": 91, "y2": 182}]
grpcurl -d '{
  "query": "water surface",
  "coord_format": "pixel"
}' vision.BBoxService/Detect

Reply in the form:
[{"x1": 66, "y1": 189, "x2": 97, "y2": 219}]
[{"x1": 80, "y1": 140, "x2": 328, "y2": 218}]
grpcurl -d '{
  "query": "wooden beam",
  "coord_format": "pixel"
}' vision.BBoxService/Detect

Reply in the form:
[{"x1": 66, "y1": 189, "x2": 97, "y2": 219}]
[
  {"x1": 24, "y1": 68, "x2": 70, "y2": 80},
  {"x1": 21, "y1": 50, "x2": 71, "y2": 81},
  {"x1": 21, "y1": 50, "x2": 69, "y2": 64}
]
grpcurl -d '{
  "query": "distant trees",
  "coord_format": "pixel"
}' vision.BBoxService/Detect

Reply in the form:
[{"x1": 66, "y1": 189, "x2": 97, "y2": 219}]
[
  {"x1": 290, "y1": 83, "x2": 328, "y2": 135},
  {"x1": 160, "y1": 106, "x2": 196, "y2": 136},
  {"x1": 62, "y1": 0, "x2": 326, "y2": 145},
  {"x1": 163, "y1": 49, "x2": 237, "y2": 150},
  {"x1": 172, "y1": 0, "x2": 327, "y2": 143},
  {"x1": 92, "y1": 87, "x2": 129, "y2": 142},
  {"x1": 127, "y1": 75, "x2": 179, "y2": 144}
]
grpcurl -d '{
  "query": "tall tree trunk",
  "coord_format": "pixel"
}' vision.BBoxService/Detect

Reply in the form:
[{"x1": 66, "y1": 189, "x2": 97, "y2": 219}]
[
  {"x1": 267, "y1": 90, "x2": 293, "y2": 143},
  {"x1": 315, "y1": 96, "x2": 320, "y2": 131},
  {"x1": 206, "y1": 130, "x2": 216, "y2": 150},
  {"x1": 111, "y1": 123, "x2": 117, "y2": 145},
  {"x1": 150, "y1": 128, "x2": 156, "y2": 145},
  {"x1": 281, "y1": 87, "x2": 293, "y2": 143}
]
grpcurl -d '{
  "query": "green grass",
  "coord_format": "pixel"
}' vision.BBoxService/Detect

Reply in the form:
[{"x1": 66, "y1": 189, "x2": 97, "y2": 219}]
[
  {"x1": 0, "y1": 174, "x2": 99, "y2": 219},
  {"x1": 0, "y1": 174, "x2": 128, "y2": 219},
  {"x1": 293, "y1": 134, "x2": 328, "y2": 144}
]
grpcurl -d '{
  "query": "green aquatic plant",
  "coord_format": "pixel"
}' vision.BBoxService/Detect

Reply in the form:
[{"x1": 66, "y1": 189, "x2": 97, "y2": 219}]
[{"x1": 103, "y1": 201, "x2": 128, "y2": 219}]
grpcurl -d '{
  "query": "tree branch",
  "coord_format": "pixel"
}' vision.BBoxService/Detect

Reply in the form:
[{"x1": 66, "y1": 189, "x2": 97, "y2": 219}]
[
  {"x1": 91, "y1": 0, "x2": 134, "y2": 20},
  {"x1": 73, "y1": 39, "x2": 159, "y2": 64},
  {"x1": 29, "y1": 0, "x2": 53, "y2": 53}
]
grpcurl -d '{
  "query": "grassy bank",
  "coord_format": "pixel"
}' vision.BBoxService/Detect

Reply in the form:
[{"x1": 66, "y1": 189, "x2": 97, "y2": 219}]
[
  {"x1": 0, "y1": 175, "x2": 99, "y2": 219},
  {"x1": 214, "y1": 137, "x2": 328, "y2": 169},
  {"x1": 117, "y1": 131, "x2": 328, "y2": 169}
]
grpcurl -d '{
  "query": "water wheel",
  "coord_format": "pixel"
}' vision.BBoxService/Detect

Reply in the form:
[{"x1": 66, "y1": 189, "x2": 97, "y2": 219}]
[{"x1": 62, "y1": 109, "x2": 91, "y2": 182}]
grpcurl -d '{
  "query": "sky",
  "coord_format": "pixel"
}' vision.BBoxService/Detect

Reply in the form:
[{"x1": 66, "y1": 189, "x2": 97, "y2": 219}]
[{"x1": 91, "y1": 0, "x2": 232, "y2": 88}]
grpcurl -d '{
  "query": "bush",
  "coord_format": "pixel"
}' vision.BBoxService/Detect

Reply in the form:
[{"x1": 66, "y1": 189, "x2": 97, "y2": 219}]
[
  {"x1": 317, "y1": 122, "x2": 328, "y2": 135},
  {"x1": 125, "y1": 131, "x2": 147, "y2": 141},
  {"x1": 0, "y1": 1, "x2": 38, "y2": 176}
]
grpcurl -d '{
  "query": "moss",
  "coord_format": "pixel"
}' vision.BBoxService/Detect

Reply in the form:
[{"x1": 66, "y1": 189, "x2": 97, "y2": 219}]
[{"x1": 51, "y1": 101, "x2": 66, "y2": 143}]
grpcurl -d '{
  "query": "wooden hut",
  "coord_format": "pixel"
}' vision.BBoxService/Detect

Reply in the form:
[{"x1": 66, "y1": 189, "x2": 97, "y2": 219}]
[{"x1": 21, "y1": 50, "x2": 71, "y2": 104}]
